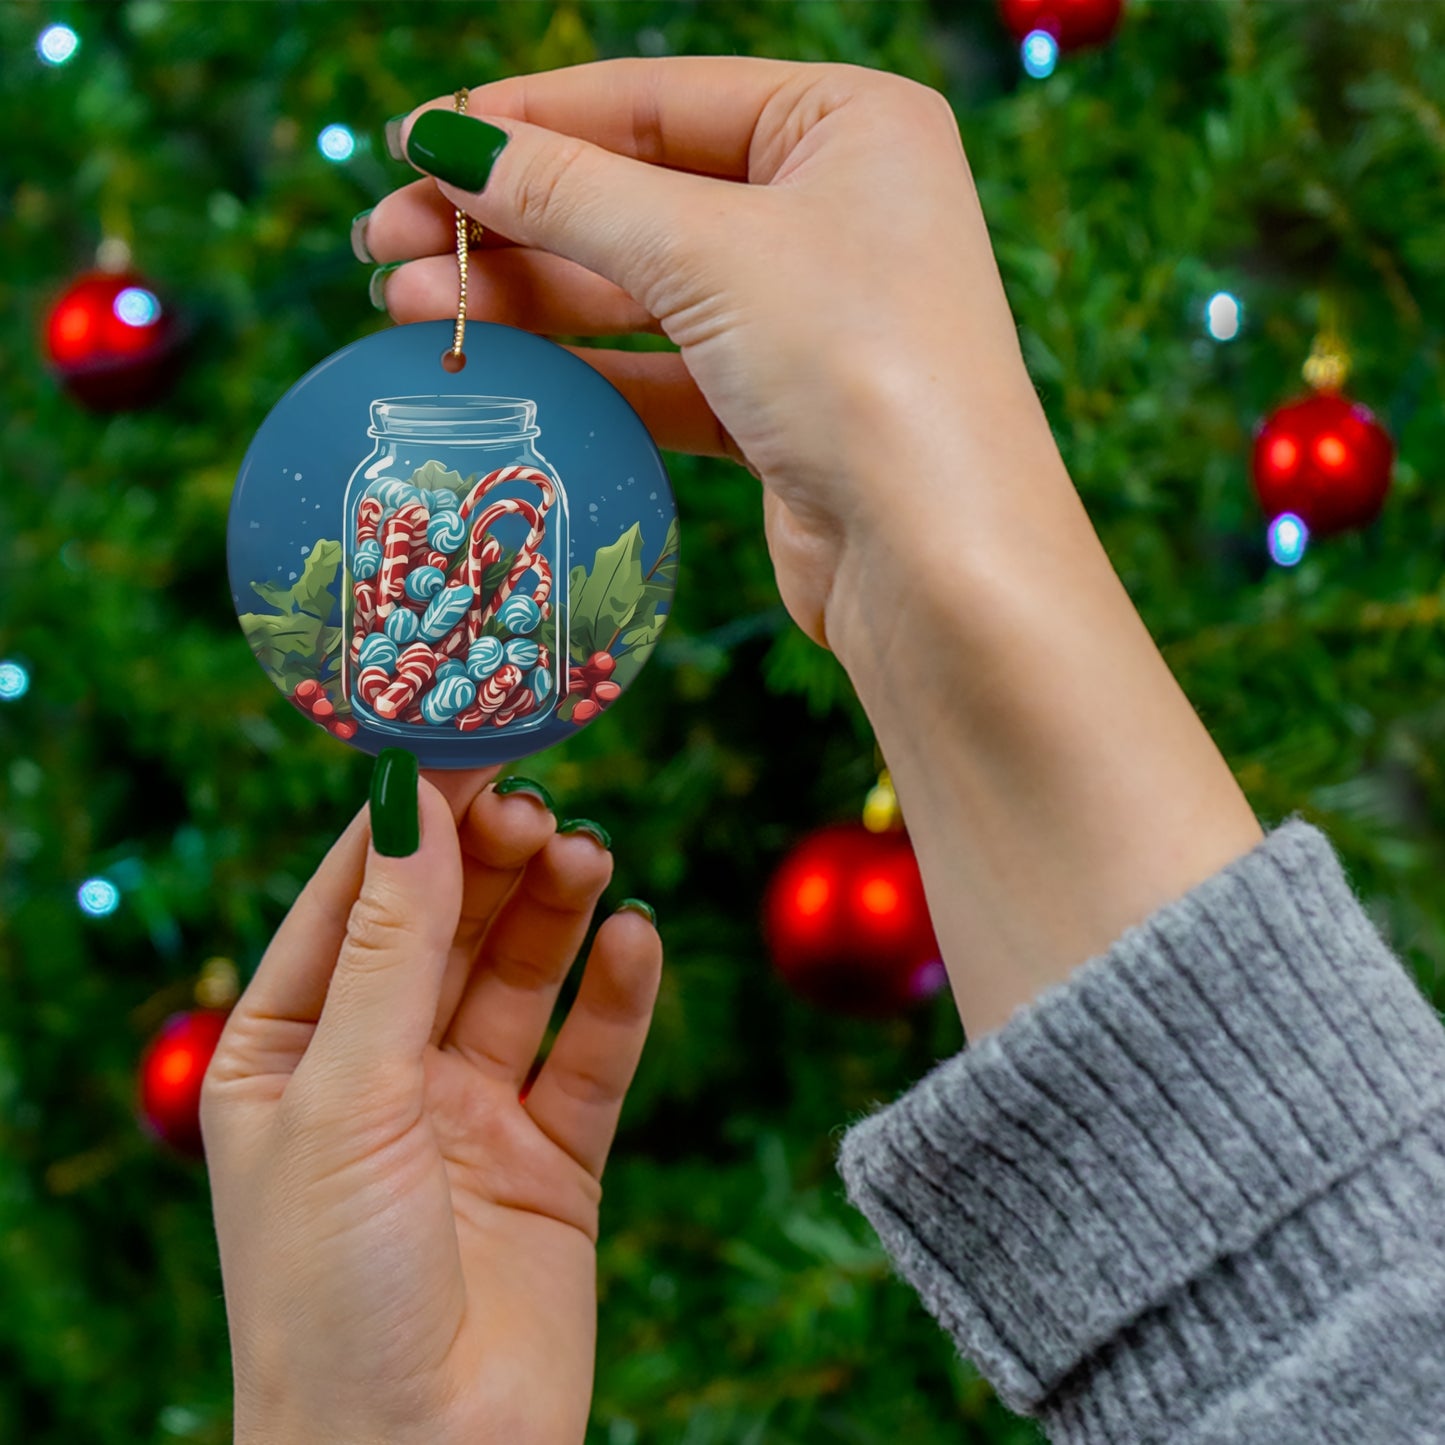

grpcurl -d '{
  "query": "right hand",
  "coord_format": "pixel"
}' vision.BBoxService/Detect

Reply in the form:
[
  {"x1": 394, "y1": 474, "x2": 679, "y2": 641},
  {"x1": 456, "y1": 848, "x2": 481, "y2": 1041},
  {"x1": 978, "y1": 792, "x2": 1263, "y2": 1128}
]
[{"x1": 363, "y1": 57, "x2": 1060, "y2": 657}]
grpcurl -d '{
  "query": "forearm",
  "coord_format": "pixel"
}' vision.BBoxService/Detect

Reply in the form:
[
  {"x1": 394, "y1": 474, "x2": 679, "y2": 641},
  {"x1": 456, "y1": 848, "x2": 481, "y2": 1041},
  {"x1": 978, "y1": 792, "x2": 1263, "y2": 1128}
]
[{"x1": 825, "y1": 379, "x2": 1263, "y2": 1040}]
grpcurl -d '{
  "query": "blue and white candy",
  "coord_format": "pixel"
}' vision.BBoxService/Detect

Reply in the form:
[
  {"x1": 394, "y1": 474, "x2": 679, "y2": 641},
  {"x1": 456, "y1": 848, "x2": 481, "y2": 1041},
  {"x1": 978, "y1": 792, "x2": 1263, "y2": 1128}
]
[
  {"x1": 352, "y1": 538, "x2": 383, "y2": 580},
  {"x1": 426, "y1": 487, "x2": 460, "y2": 513},
  {"x1": 358, "y1": 633, "x2": 399, "y2": 673},
  {"x1": 466, "y1": 635, "x2": 505, "y2": 682},
  {"x1": 419, "y1": 583, "x2": 474, "y2": 642},
  {"x1": 530, "y1": 665, "x2": 553, "y2": 702},
  {"x1": 504, "y1": 637, "x2": 540, "y2": 670},
  {"x1": 498, "y1": 594, "x2": 541, "y2": 636},
  {"x1": 427, "y1": 510, "x2": 467, "y2": 554},
  {"x1": 365, "y1": 478, "x2": 425, "y2": 510},
  {"x1": 404, "y1": 565, "x2": 447, "y2": 602},
  {"x1": 435, "y1": 659, "x2": 469, "y2": 685},
  {"x1": 383, "y1": 609, "x2": 421, "y2": 645},
  {"x1": 419, "y1": 675, "x2": 478, "y2": 725}
]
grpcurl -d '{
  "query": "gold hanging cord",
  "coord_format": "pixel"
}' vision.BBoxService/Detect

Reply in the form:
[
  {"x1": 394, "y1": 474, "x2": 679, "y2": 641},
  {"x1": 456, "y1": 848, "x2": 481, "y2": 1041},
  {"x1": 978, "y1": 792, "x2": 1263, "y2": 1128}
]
[{"x1": 447, "y1": 88, "x2": 487, "y2": 367}]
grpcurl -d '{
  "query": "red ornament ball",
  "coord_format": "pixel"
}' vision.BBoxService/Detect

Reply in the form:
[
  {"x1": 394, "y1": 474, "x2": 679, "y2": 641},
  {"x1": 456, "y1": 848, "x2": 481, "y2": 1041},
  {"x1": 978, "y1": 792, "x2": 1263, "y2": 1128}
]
[
  {"x1": 44, "y1": 269, "x2": 182, "y2": 410},
  {"x1": 137, "y1": 1008, "x2": 230, "y2": 1158},
  {"x1": 763, "y1": 822, "x2": 946, "y2": 1018},
  {"x1": 998, "y1": 0, "x2": 1124, "y2": 49},
  {"x1": 1251, "y1": 392, "x2": 1394, "y2": 537}
]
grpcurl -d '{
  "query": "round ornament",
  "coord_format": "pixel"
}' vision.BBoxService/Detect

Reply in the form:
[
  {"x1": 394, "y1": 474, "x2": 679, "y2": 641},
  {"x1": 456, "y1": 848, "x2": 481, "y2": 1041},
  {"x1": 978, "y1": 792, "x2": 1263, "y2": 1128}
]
[
  {"x1": 229, "y1": 319, "x2": 679, "y2": 768},
  {"x1": 762, "y1": 821, "x2": 946, "y2": 1018},
  {"x1": 44, "y1": 269, "x2": 183, "y2": 411},
  {"x1": 1251, "y1": 391, "x2": 1393, "y2": 537},
  {"x1": 137, "y1": 1008, "x2": 230, "y2": 1158},
  {"x1": 998, "y1": 0, "x2": 1125, "y2": 50}
]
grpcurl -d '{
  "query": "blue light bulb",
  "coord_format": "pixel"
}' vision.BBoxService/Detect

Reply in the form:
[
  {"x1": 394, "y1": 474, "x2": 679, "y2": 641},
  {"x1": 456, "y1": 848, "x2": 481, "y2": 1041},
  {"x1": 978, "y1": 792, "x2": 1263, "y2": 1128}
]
[
  {"x1": 0, "y1": 660, "x2": 29, "y2": 701},
  {"x1": 38, "y1": 24, "x2": 79, "y2": 66},
  {"x1": 1267, "y1": 512, "x2": 1309, "y2": 567},
  {"x1": 78, "y1": 878, "x2": 121, "y2": 917},
  {"x1": 1022, "y1": 30, "x2": 1059, "y2": 79},
  {"x1": 318, "y1": 124, "x2": 357, "y2": 162}
]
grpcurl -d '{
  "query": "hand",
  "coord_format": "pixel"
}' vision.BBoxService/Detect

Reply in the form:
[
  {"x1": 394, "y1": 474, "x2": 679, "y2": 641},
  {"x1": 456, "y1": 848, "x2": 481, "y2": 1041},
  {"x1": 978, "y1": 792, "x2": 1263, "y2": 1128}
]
[
  {"x1": 361, "y1": 56, "x2": 1054, "y2": 654},
  {"x1": 201, "y1": 765, "x2": 662, "y2": 1445}
]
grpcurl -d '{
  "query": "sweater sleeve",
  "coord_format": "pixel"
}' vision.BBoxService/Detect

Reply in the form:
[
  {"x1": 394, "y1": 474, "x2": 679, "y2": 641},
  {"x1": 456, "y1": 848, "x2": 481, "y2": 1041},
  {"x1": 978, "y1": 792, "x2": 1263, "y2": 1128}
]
[{"x1": 835, "y1": 817, "x2": 1445, "y2": 1444}]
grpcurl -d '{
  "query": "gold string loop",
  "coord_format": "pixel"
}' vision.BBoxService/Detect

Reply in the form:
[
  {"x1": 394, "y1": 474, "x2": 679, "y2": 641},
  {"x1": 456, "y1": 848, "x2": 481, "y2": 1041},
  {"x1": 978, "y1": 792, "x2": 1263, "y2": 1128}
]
[{"x1": 444, "y1": 87, "x2": 481, "y2": 370}]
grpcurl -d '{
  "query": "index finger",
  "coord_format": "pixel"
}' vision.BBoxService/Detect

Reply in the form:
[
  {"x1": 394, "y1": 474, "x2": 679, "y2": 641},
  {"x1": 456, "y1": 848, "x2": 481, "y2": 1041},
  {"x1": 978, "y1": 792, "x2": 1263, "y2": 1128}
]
[{"x1": 405, "y1": 54, "x2": 811, "y2": 183}]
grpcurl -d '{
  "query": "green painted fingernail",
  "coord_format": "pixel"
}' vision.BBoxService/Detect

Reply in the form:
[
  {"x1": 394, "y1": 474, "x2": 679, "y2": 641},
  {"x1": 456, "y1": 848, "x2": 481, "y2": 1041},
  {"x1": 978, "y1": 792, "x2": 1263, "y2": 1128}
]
[
  {"x1": 384, "y1": 113, "x2": 408, "y2": 162},
  {"x1": 405, "y1": 109, "x2": 510, "y2": 193},
  {"x1": 558, "y1": 818, "x2": 612, "y2": 851},
  {"x1": 493, "y1": 775, "x2": 556, "y2": 813},
  {"x1": 369, "y1": 261, "x2": 403, "y2": 311},
  {"x1": 370, "y1": 749, "x2": 419, "y2": 857},
  {"x1": 350, "y1": 208, "x2": 375, "y2": 264},
  {"x1": 617, "y1": 898, "x2": 656, "y2": 926}
]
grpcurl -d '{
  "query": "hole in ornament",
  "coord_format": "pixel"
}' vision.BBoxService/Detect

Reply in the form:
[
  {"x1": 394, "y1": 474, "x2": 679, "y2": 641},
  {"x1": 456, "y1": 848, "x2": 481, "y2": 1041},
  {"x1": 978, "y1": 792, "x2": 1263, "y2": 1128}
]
[{"x1": 440, "y1": 349, "x2": 467, "y2": 374}]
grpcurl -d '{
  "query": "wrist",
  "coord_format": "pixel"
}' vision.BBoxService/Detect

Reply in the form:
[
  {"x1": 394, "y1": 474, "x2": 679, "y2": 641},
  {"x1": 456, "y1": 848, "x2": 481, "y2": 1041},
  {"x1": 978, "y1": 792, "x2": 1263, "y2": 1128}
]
[{"x1": 825, "y1": 417, "x2": 1262, "y2": 1039}]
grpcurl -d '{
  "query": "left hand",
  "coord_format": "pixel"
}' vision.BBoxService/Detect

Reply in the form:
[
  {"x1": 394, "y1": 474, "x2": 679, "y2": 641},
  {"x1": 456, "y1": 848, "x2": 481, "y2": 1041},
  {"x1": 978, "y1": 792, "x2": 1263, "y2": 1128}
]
[{"x1": 201, "y1": 766, "x2": 663, "y2": 1445}]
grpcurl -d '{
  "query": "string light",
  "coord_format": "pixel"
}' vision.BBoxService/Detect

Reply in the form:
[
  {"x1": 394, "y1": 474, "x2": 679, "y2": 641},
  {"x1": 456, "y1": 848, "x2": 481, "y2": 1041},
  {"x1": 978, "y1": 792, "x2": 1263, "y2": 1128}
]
[
  {"x1": 114, "y1": 287, "x2": 162, "y2": 328},
  {"x1": 317, "y1": 124, "x2": 356, "y2": 162},
  {"x1": 0, "y1": 660, "x2": 29, "y2": 701},
  {"x1": 1267, "y1": 512, "x2": 1309, "y2": 567},
  {"x1": 77, "y1": 878, "x2": 121, "y2": 917},
  {"x1": 37, "y1": 24, "x2": 79, "y2": 66},
  {"x1": 1022, "y1": 30, "x2": 1060, "y2": 78},
  {"x1": 1205, "y1": 291, "x2": 1243, "y2": 341}
]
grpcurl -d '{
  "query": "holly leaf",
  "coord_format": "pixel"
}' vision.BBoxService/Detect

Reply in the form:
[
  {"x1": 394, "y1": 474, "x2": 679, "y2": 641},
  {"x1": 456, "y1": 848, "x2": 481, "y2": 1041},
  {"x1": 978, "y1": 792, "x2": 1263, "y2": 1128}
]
[
  {"x1": 480, "y1": 546, "x2": 520, "y2": 604},
  {"x1": 569, "y1": 524, "x2": 645, "y2": 658},
  {"x1": 239, "y1": 610, "x2": 325, "y2": 681},
  {"x1": 317, "y1": 625, "x2": 343, "y2": 681},
  {"x1": 247, "y1": 540, "x2": 342, "y2": 623},
  {"x1": 612, "y1": 611, "x2": 668, "y2": 691},
  {"x1": 407, "y1": 459, "x2": 467, "y2": 495}
]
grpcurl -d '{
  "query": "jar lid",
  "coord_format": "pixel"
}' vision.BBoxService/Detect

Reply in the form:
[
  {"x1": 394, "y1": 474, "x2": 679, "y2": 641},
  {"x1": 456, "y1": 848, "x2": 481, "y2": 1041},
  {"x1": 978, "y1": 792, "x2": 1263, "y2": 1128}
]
[{"x1": 369, "y1": 395, "x2": 539, "y2": 442}]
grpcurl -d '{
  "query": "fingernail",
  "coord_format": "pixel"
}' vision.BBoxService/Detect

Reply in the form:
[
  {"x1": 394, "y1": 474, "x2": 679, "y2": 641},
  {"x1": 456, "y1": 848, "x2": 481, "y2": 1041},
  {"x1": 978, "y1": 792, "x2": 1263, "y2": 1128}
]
[
  {"x1": 384, "y1": 113, "x2": 408, "y2": 162},
  {"x1": 370, "y1": 748, "x2": 420, "y2": 857},
  {"x1": 493, "y1": 775, "x2": 555, "y2": 813},
  {"x1": 350, "y1": 208, "x2": 375, "y2": 264},
  {"x1": 369, "y1": 261, "x2": 403, "y2": 311},
  {"x1": 405, "y1": 110, "x2": 510, "y2": 193},
  {"x1": 558, "y1": 818, "x2": 612, "y2": 851},
  {"x1": 617, "y1": 898, "x2": 656, "y2": 926}
]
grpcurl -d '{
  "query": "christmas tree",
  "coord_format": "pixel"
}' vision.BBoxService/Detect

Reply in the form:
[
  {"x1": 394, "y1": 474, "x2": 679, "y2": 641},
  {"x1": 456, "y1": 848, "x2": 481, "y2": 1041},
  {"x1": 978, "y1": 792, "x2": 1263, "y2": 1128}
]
[{"x1": 2, "y1": 3, "x2": 1442, "y2": 1442}]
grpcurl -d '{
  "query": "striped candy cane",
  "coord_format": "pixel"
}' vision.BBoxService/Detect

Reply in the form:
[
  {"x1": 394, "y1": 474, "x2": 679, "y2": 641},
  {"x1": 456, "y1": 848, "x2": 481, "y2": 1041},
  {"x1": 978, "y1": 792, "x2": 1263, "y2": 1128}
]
[
  {"x1": 376, "y1": 503, "x2": 428, "y2": 621},
  {"x1": 459, "y1": 464, "x2": 558, "y2": 638}
]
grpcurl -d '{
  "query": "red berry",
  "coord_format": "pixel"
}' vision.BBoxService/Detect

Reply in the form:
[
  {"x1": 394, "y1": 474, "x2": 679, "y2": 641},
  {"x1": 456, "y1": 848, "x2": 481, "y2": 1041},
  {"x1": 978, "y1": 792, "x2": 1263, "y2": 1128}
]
[
  {"x1": 329, "y1": 719, "x2": 357, "y2": 740},
  {"x1": 312, "y1": 697, "x2": 335, "y2": 719},
  {"x1": 567, "y1": 667, "x2": 590, "y2": 695},
  {"x1": 584, "y1": 651, "x2": 615, "y2": 680},
  {"x1": 294, "y1": 680, "x2": 321, "y2": 702},
  {"x1": 593, "y1": 681, "x2": 621, "y2": 705},
  {"x1": 572, "y1": 699, "x2": 600, "y2": 724}
]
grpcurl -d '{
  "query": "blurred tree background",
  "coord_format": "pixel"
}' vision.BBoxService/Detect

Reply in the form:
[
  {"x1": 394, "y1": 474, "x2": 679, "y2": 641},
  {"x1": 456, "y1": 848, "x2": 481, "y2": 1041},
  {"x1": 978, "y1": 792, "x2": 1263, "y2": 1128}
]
[{"x1": 2, "y1": 1, "x2": 1443, "y2": 1442}]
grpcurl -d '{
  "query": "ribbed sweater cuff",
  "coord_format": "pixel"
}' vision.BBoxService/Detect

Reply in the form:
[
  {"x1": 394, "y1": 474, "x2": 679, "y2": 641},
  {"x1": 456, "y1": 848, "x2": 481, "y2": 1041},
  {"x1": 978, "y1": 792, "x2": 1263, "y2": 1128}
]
[{"x1": 835, "y1": 817, "x2": 1445, "y2": 1432}]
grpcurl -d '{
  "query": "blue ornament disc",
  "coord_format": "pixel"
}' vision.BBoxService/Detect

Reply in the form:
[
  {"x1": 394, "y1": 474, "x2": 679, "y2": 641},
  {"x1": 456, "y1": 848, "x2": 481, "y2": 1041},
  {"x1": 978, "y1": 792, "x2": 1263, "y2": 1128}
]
[{"x1": 228, "y1": 320, "x2": 679, "y2": 768}]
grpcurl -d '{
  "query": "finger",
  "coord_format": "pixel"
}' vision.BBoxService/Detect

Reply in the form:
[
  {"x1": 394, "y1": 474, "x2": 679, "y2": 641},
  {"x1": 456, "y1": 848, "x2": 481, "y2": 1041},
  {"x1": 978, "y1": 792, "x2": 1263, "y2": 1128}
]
[
  {"x1": 440, "y1": 828, "x2": 614, "y2": 1085},
  {"x1": 561, "y1": 346, "x2": 748, "y2": 464},
  {"x1": 362, "y1": 177, "x2": 521, "y2": 262},
  {"x1": 398, "y1": 105, "x2": 761, "y2": 310},
  {"x1": 301, "y1": 776, "x2": 464, "y2": 1088},
  {"x1": 411, "y1": 55, "x2": 810, "y2": 181},
  {"x1": 524, "y1": 908, "x2": 663, "y2": 1181},
  {"x1": 379, "y1": 248, "x2": 663, "y2": 337},
  {"x1": 429, "y1": 782, "x2": 558, "y2": 1050}
]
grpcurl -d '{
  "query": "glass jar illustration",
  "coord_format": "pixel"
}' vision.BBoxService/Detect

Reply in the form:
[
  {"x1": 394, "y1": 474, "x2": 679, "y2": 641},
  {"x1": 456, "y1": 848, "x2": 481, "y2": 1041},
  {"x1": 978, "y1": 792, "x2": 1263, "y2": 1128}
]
[{"x1": 341, "y1": 396, "x2": 569, "y2": 739}]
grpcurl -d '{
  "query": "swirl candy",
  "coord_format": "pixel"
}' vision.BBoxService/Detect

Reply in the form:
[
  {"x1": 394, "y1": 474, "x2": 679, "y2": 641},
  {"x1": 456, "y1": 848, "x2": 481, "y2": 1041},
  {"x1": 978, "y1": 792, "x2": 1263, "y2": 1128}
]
[
  {"x1": 374, "y1": 642, "x2": 438, "y2": 719},
  {"x1": 404, "y1": 565, "x2": 446, "y2": 602},
  {"x1": 358, "y1": 633, "x2": 398, "y2": 673},
  {"x1": 476, "y1": 663, "x2": 523, "y2": 719},
  {"x1": 504, "y1": 637, "x2": 540, "y2": 670},
  {"x1": 530, "y1": 665, "x2": 553, "y2": 702},
  {"x1": 377, "y1": 503, "x2": 429, "y2": 618},
  {"x1": 423, "y1": 549, "x2": 453, "y2": 573},
  {"x1": 499, "y1": 594, "x2": 542, "y2": 637},
  {"x1": 427, "y1": 486, "x2": 461, "y2": 513},
  {"x1": 353, "y1": 538, "x2": 383, "y2": 580},
  {"x1": 419, "y1": 582, "x2": 474, "y2": 643},
  {"x1": 383, "y1": 608, "x2": 421, "y2": 645},
  {"x1": 365, "y1": 478, "x2": 426, "y2": 510},
  {"x1": 494, "y1": 689, "x2": 538, "y2": 728},
  {"x1": 419, "y1": 674, "x2": 478, "y2": 725},
  {"x1": 434, "y1": 659, "x2": 468, "y2": 684},
  {"x1": 427, "y1": 510, "x2": 467, "y2": 554},
  {"x1": 466, "y1": 635, "x2": 505, "y2": 681}
]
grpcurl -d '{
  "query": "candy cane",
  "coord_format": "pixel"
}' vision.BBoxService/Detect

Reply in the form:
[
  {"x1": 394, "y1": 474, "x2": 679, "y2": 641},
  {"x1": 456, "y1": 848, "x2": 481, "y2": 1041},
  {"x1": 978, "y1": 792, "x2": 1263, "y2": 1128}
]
[
  {"x1": 374, "y1": 642, "x2": 438, "y2": 719},
  {"x1": 349, "y1": 579, "x2": 378, "y2": 667},
  {"x1": 459, "y1": 465, "x2": 557, "y2": 637},
  {"x1": 376, "y1": 503, "x2": 428, "y2": 621},
  {"x1": 357, "y1": 497, "x2": 384, "y2": 544}
]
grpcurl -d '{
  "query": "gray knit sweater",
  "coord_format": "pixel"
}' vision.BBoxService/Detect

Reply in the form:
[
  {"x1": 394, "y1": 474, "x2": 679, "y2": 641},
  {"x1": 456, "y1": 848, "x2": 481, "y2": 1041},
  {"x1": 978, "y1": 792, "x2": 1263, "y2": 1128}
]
[{"x1": 836, "y1": 818, "x2": 1445, "y2": 1443}]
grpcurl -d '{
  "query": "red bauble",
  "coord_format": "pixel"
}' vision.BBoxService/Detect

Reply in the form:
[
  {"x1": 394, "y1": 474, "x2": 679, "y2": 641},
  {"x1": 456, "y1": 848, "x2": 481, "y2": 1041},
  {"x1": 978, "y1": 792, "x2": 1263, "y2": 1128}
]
[
  {"x1": 137, "y1": 1009, "x2": 230, "y2": 1158},
  {"x1": 1251, "y1": 392, "x2": 1394, "y2": 537},
  {"x1": 998, "y1": 0, "x2": 1124, "y2": 49},
  {"x1": 762, "y1": 822, "x2": 946, "y2": 1017},
  {"x1": 44, "y1": 270, "x2": 183, "y2": 410}
]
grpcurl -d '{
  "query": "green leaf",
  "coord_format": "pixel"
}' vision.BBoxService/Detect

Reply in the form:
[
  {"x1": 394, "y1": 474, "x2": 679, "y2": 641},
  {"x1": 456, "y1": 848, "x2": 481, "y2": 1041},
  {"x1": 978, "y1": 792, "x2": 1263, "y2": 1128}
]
[
  {"x1": 569, "y1": 526, "x2": 646, "y2": 657},
  {"x1": 612, "y1": 611, "x2": 668, "y2": 690},
  {"x1": 407, "y1": 459, "x2": 467, "y2": 495},
  {"x1": 248, "y1": 577, "x2": 296, "y2": 614},
  {"x1": 246, "y1": 539, "x2": 343, "y2": 624}
]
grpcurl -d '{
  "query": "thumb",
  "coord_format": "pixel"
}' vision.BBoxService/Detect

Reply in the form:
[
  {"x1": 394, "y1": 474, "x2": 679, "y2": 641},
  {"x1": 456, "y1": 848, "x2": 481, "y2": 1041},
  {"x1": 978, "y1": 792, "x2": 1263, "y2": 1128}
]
[
  {"x1": 397, "y1": 105, "x2": 745, "y2": 316},
  {"x1": 303, "y1": 751, "x2": 463, "y2": 1089}
]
